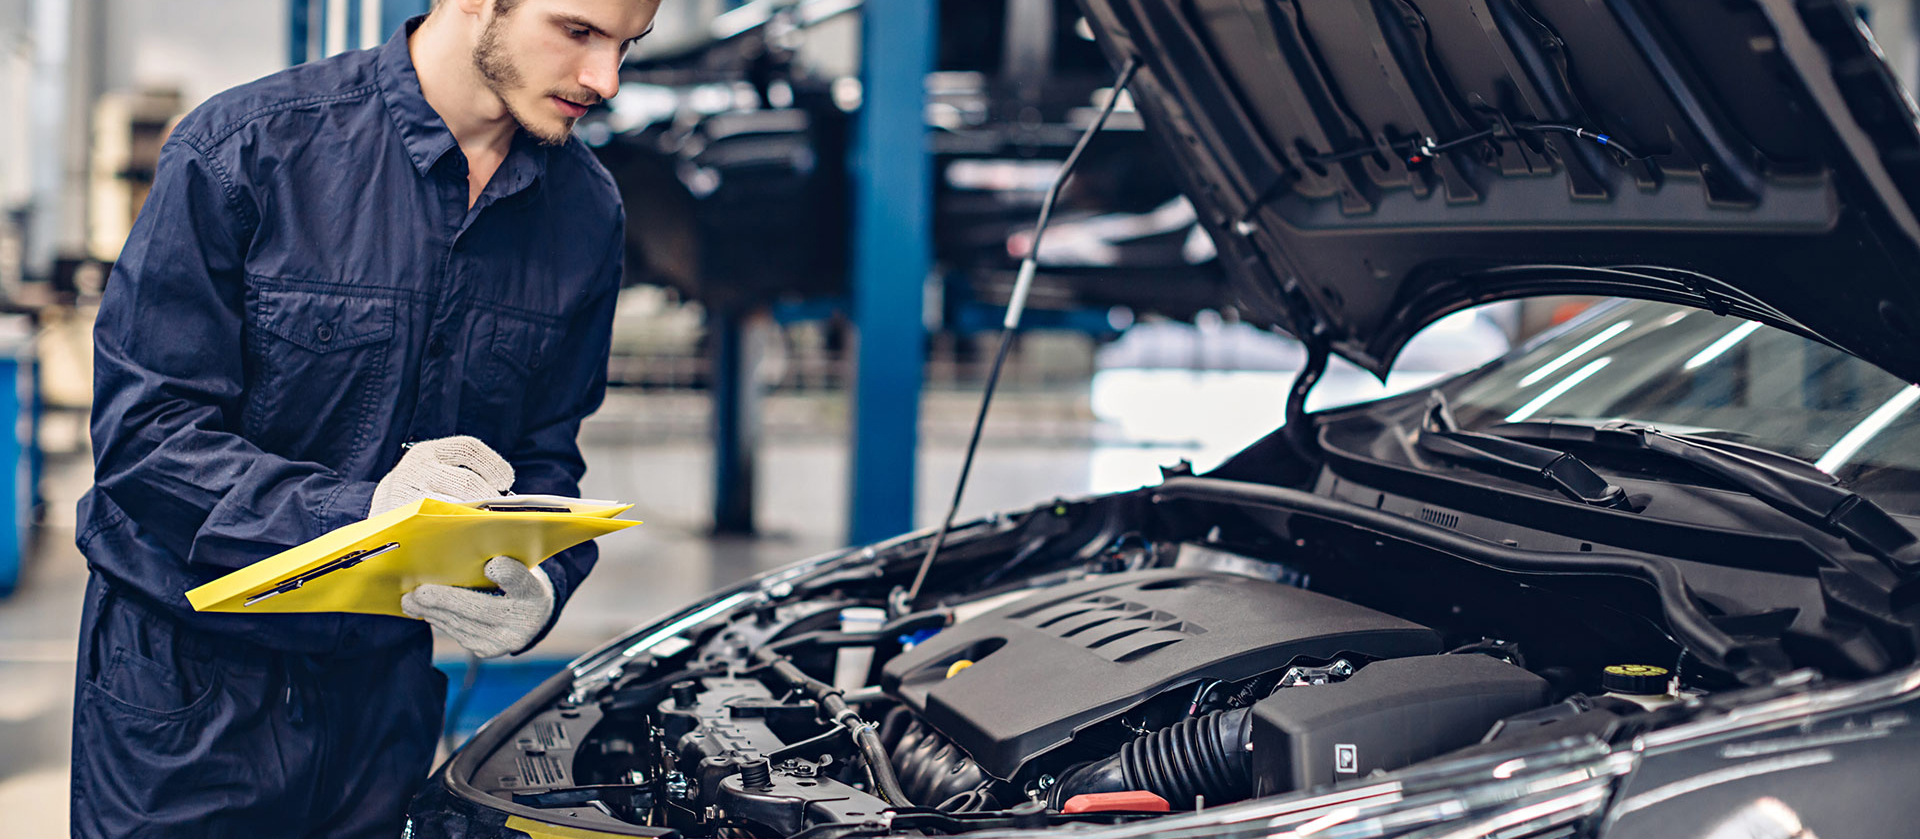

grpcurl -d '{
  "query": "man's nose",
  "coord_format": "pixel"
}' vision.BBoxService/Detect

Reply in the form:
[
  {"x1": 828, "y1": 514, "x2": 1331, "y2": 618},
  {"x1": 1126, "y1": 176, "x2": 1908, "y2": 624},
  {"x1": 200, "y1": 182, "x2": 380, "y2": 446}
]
[{"x1": 580, "y1": 51, "x2": 620, "y2": 103}]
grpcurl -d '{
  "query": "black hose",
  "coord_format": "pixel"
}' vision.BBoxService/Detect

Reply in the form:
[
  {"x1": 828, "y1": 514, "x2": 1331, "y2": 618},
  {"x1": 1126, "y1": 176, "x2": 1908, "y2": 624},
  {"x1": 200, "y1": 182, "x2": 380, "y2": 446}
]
[
  {"x1": 1283, "y1": 339, "x2": 1329, "y2": 463},
  {"x1": 1511, "y1": 121, "x2": 1648, "y2": 160},
  {"x1": 1052, "y1": 708, "x2": 1253, "y2": 809},
  {"x1": 851, "y1": 720, "x2": 911, "y2": 803},
  {"x1": 765, "y1": 609, "x2": 952, "y2": 656},
  {"x1": 752, "y1": 648, "x2": 914, "y2": 806},
  {"x1": 600, "y1": 665, "x2": 731, "y2": 715},
  {"x1": 879, "y1": 705, "x2": 914, "y2": 752}
]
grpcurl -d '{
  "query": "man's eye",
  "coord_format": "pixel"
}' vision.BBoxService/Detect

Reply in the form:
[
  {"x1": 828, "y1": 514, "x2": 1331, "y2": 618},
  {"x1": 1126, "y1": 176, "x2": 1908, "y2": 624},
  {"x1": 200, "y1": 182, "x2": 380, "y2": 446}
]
[{"x1": 565, "y1": 27, "x2": 589, "y2": 38}]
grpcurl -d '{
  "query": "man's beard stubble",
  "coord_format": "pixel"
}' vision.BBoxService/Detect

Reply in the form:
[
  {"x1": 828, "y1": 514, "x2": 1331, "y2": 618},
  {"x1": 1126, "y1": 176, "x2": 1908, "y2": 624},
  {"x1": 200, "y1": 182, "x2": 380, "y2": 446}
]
[{"x1": 473, "y1": 15, "x2": 575, "y2": 146}]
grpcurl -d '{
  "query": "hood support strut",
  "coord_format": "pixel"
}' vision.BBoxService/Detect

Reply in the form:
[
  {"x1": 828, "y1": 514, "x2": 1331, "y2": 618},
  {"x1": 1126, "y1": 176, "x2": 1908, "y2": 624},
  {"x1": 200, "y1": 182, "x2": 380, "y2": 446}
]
[{"x1": 1284, "y1": 335, "x2": 1330, "y2": 464}]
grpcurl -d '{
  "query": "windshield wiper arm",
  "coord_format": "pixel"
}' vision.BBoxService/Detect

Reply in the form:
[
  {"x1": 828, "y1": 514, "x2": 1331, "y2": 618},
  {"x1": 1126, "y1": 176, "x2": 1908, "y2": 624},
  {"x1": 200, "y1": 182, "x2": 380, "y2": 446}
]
[
  {"x1": 1414, "y1": 395, "x2": 1631, "y2": 509},
  {"x1": 1492, "y1": 419, "x2": 1920, "y2": 575}
]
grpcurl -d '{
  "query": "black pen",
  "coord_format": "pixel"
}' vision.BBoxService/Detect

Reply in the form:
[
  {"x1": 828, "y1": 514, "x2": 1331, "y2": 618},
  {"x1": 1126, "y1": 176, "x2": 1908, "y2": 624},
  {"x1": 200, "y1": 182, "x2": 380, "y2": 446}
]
[{"x1": 243, "y1": 541, "x2": 400, "y2": 607}]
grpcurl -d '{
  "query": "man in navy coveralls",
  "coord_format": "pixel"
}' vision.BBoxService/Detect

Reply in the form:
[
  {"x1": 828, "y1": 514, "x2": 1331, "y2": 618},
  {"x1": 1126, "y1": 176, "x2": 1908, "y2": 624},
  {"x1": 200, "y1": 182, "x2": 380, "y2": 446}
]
[{"x1": 72, "y1": 0, "x2": 657, "y2": 834}]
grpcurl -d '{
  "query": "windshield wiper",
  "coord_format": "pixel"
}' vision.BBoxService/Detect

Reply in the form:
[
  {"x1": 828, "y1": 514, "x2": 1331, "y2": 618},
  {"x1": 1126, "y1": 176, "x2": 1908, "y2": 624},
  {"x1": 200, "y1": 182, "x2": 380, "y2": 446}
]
[
  {"x1": 1414, "y1": 395, "x2": 1631, "y2": 508},
  {"x1": 1490, "y1": 419, "x2": 1920, "y2": 575}
]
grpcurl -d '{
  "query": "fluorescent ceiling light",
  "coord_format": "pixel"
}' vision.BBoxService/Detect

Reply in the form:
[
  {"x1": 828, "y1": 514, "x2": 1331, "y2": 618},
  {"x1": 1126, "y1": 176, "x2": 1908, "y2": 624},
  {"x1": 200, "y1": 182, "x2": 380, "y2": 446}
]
[
  {"x1": 1508, "y1": 358, "x2": 1612, "y2": 423},
  {"x1": 1520, "y1": 321, "x2": 1633, "y2": 387},
  {"x1": 1815, "y1": 385, "x2": 1920, "y2": 474},
  {"x1": 1684, "y1": 321, "x2": 1761, "y2": 370}
]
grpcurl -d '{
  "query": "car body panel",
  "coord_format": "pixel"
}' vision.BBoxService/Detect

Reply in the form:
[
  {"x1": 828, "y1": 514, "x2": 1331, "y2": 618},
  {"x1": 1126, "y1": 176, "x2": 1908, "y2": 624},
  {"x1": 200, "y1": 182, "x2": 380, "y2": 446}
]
[{"x1": 1073, "y1": 0, "x2": 1920, "y2": 382}]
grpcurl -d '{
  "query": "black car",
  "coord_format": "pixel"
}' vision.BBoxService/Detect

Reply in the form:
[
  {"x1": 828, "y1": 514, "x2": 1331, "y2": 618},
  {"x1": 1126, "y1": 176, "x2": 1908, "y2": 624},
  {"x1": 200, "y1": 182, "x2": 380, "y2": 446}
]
[{"x1": 408, "y1": 1, "x2": 1920, "y2": 837}]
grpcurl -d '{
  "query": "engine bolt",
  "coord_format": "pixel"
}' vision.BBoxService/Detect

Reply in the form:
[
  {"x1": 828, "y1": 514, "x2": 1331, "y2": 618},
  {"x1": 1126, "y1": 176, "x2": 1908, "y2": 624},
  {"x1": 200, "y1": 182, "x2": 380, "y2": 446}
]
[{"x1": 738, "y1": 757, "x2": 774, "y2": 791}]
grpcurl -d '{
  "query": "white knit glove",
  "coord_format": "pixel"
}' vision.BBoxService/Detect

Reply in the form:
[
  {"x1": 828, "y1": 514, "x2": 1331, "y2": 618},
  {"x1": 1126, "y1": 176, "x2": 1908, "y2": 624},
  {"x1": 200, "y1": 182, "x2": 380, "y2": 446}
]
[
  {"x1": 370, "y1": 436, "x2": 514, "y2": 516},
  {"x1": 402, "y1": 556, "x2": 556, "y2": 658}
]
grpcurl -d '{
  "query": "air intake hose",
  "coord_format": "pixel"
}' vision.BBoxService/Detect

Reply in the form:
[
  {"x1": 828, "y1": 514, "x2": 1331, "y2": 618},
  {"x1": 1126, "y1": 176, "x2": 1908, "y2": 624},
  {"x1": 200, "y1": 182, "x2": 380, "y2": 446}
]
[{"x1": 1052, "y1": 707, "x2": 1253, "y2": 809}]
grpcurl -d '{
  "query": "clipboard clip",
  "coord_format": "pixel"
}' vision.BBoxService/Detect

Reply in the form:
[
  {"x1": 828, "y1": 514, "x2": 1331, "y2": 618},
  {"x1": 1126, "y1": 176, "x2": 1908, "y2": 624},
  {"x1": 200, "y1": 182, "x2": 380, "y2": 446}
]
[{"x1": 242, "y1": 541, "x2": 400, "y2": 607}]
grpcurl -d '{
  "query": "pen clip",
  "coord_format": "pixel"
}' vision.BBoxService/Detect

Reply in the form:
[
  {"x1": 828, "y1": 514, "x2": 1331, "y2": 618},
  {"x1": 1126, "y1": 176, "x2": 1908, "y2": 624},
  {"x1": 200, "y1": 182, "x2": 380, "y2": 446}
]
[{"x1": 242, "y1": 541, "x2": 400, "y2": 607}]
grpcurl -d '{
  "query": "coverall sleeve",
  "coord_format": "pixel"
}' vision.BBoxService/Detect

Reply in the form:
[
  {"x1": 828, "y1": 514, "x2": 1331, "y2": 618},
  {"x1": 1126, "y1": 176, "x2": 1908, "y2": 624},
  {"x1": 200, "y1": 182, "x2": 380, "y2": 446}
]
[
  {"x1": 505, "y1": 208, "x2": 623, "y2": 631},
  {"x1": 91, "y1": 134, "x2": 380, "y2": 571}
]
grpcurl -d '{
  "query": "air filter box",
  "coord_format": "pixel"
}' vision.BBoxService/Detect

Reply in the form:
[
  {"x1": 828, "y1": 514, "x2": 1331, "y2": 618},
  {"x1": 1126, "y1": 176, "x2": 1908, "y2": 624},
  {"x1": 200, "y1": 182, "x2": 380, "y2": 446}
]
[{"x1": 1249, "y1": 654, "x2": 1550, "y2": 795}]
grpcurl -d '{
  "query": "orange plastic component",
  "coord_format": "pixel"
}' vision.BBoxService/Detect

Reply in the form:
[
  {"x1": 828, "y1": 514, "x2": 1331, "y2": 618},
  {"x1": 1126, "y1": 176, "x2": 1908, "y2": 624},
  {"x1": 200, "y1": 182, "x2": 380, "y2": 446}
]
[{"x1": 1061, "y1": 791, "x2": 1172, "y2": 814}]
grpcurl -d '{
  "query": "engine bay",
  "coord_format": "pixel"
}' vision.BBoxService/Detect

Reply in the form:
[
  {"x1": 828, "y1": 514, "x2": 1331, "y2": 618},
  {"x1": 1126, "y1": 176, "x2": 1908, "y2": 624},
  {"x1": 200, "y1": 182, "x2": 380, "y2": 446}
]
[{"x1": 445, "y1": 472, "x2": 1913, "y2": 837}]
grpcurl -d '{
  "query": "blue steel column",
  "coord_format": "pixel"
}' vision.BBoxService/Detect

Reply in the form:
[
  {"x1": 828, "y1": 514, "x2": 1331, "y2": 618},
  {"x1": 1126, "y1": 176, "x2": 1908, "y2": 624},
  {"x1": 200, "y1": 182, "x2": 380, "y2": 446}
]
[
  {"x1": 847, "y1": 0, "x2": 935, "y2": 544},
  {"x1": 0, "y1": 352, "x2": 23, "y2": 595},
  {"x1": 711, "y1": 310, "x2": 758, "y2": 535},
  {"x1": 292, "y1": 0, "x2": 426, "y2": 66},
  {"x1": 290, "y1": 0, "x2": 310, "y2": 65}
]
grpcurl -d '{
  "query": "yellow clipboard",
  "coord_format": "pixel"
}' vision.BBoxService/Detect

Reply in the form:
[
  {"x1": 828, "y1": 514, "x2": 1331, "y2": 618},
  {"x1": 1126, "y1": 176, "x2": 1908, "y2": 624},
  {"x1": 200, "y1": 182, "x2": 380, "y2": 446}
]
[{"x1": 186, "y1": 496, "x2": 641, "y2": 618}]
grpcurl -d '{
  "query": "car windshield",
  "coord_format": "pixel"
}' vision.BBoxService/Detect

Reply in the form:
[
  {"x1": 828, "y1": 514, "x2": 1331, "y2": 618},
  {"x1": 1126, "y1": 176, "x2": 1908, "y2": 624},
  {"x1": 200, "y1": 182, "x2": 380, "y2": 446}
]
[{"x1": 1445, "y1": 299, "x2": 1920, "y2": 510}]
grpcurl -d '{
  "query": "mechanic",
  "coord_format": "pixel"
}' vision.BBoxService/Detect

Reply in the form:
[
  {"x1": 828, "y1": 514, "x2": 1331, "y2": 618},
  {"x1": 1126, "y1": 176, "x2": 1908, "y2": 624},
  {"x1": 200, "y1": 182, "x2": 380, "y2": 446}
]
[{"x1": 70, "y1": 0, "x2": 657, "y2": 835}]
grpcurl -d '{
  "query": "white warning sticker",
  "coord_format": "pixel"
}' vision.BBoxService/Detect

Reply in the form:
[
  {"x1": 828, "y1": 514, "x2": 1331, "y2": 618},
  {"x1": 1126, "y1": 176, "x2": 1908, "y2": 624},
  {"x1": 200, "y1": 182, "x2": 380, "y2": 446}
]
[{"x1": 1334, "y1": 743, "x2": 1359, "y2": 774}]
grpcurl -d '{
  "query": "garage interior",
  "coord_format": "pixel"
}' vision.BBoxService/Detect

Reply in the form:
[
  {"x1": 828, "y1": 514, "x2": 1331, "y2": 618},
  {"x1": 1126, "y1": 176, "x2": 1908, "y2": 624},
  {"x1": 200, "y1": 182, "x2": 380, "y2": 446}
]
[{"x1": 6, "y1": 0, "x2": 1920, "y2": 836}]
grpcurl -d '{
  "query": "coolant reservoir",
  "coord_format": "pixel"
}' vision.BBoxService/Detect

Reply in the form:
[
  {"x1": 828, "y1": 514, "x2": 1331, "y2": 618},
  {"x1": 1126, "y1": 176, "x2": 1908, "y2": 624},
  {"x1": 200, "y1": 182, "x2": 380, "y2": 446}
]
[{"x1": 834, "y1": 607, "x2": 889, "y2": 691}]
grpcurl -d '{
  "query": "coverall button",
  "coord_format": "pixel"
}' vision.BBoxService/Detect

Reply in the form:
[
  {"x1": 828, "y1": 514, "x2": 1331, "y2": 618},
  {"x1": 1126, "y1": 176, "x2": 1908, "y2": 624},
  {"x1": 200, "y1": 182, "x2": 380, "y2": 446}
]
[
  {"x1": 428, "y1": 335, "x2": 449, "y2": 356},
  {"x1": 315, "y1": 323, "x2": 334, "y2": 342}
]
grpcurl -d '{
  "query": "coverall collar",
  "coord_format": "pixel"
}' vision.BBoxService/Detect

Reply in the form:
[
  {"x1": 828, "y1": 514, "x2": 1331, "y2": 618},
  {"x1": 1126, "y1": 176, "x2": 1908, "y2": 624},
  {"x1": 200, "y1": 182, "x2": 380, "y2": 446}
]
[{"x1": 376, "y1": 14, "x2": 550, "y2": 196}]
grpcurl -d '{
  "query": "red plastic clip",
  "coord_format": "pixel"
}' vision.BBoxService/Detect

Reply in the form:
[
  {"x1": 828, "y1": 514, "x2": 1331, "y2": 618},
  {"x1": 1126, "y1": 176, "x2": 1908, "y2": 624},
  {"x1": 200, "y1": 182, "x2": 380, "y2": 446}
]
[{"x1": 1060, "y1": 791, "x2": 1172, "y2": 814}]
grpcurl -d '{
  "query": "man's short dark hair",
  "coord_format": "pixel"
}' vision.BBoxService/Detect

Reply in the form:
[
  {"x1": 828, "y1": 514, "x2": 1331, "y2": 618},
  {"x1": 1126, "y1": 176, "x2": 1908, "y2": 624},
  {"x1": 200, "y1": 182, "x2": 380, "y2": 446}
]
[{"x1": 431, "y1": 0, "x2": 525, "y2": 13}]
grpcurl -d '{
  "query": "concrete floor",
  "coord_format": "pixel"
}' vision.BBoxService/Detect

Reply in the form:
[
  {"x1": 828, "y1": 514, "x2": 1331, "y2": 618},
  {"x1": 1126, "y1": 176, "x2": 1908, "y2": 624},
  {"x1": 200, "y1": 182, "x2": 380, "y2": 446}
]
[{"x1": 0, "y1": 389, "x2": 1211, "y2": 838}]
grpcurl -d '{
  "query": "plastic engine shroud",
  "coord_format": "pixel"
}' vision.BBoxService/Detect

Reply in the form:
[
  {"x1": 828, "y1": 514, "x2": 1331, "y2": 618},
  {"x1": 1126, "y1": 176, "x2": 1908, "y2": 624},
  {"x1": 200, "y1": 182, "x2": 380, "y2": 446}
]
[{"x1": 881, "y1": 569, "x2": 1441, "y2": 778}]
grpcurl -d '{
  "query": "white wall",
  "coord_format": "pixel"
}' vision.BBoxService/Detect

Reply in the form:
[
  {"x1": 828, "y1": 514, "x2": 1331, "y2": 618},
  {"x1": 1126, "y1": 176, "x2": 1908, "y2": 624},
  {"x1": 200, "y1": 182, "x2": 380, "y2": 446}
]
[
  {"x1": 102, "y1": 0, "x2": 285, "y2": 107},
  {"x1": 4, "y1": 0, "x2": 285, "y2": 276},
  {"x1": 0, "y1": 0, "x2": 32, "y2": 209}
]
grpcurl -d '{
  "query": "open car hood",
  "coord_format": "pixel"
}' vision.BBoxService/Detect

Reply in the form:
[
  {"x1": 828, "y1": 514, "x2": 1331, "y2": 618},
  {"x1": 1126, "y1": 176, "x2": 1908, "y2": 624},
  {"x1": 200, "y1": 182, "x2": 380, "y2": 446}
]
[{"x1": 1075, "y1": 0, "x2": 1920, "y2": 383}]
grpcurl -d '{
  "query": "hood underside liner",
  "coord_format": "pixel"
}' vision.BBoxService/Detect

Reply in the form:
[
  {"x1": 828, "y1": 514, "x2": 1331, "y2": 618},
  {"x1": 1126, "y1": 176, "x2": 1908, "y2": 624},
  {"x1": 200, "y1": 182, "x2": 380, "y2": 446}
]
[{"x1": 1075, "y1": 0, "x2": 1920, "y2": 382}]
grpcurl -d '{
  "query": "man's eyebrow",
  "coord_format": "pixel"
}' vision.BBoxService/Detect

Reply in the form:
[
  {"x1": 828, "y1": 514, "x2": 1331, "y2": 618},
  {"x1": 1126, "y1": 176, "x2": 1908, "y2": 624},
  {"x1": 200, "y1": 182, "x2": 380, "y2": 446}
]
[
  {"x1": 554, "y1": 13, "x2": 653, "y2": 42},
  {"x1": 554, "y1": 14, "x2": 611, "y2": 37}
]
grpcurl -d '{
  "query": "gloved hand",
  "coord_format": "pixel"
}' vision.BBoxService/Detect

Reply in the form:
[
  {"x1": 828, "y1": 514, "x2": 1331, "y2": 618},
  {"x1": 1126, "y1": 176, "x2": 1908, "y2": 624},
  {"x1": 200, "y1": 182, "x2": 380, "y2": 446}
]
[
  {"x1": 370, "y1": 435, "x2": 514, "y2": 516},
  {"x1": 401, "y1": 556, "x2": 555, "y2": 658}
]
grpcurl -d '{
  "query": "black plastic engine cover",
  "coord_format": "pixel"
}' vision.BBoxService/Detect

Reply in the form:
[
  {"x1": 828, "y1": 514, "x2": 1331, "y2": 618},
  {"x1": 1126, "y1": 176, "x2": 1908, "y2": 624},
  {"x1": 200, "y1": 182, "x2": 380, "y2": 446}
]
[
  {"x1": 881, "y1": 569, "x2": 1440, "y2": 778},
  {"x1": 1249, "y1": 654, "x2": 1550, "y2": 795}
]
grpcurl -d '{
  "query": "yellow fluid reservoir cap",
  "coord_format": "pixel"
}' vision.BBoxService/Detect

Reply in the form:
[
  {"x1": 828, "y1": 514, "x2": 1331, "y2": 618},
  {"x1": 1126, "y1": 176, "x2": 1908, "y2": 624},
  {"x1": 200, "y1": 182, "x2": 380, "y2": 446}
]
[
  {"x1": 946, "y1": 660, "x2": 974, "y2": 679},
  {"x1": 1602, "y1": 664, "x2": 1671, "y2": 695}
]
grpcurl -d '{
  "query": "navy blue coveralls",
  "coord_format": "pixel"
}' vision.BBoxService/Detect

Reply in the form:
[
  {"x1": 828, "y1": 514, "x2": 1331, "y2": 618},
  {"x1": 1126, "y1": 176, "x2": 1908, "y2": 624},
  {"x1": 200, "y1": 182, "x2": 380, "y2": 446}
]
[{"x1": 72, "y1": 18, "x2": 623, "y2": 838}]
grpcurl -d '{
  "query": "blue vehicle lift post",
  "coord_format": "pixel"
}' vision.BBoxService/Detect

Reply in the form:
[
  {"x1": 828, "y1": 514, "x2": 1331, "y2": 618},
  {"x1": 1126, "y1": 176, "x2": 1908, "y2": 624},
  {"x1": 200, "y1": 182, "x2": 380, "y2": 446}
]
[
  {"x1": 291, "y1": 0, "x2": 424, "y2": 66},
  {"x1": 0, "y1": 338, "x2": 37, "y2": 597},
  {"x1": 710, "y1": 310, "x2": 760, "y2": 535},
  {"x1": 848, "y1": 0, "x2": 936, "y2": 544}
]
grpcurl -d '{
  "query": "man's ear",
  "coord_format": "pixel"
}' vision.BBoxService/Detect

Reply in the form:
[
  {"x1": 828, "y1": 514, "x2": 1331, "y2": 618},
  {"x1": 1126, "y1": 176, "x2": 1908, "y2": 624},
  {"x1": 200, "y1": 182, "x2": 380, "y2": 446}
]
[{"x1": 452, "y1": 0, "x2": 488, "y2": 17}]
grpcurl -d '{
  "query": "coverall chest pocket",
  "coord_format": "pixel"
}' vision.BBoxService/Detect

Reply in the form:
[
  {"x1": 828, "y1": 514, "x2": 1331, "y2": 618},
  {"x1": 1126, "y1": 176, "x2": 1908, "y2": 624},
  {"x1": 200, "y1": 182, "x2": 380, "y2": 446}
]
[
  {"x1": 460, "y1": 309, "x2": 561, "y2": 451},
  {"x1": 242, "y1": 285, "x2": 399, "y2": 469}
]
